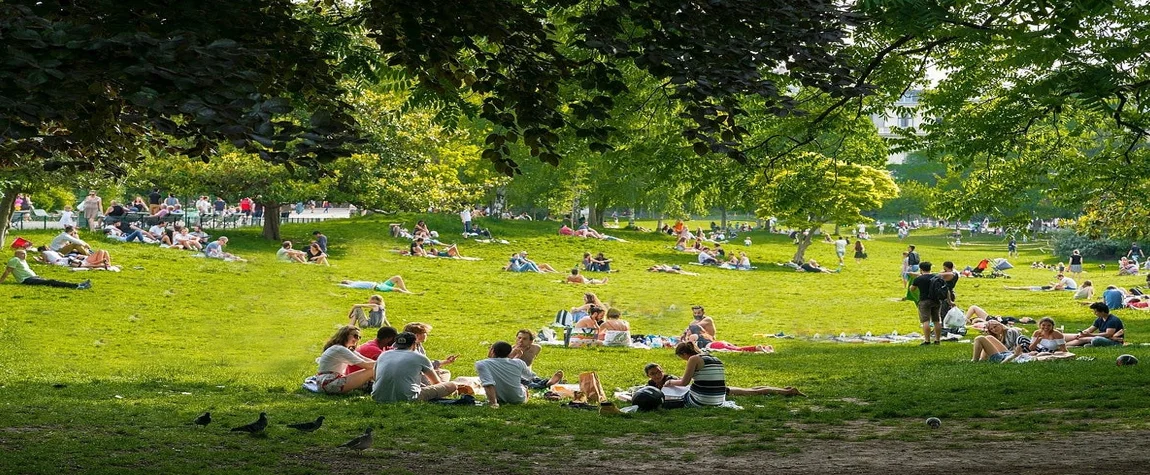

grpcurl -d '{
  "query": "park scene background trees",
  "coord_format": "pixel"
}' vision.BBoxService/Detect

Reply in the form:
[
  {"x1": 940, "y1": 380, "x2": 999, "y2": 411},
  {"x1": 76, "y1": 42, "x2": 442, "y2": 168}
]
[{"x1": 4, "y1": 0, "x2": 1147, "y2": 246}]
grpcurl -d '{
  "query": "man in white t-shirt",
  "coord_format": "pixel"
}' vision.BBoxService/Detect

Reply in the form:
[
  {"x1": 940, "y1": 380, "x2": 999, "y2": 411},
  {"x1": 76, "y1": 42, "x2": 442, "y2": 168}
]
[
  {"x1": 460, "y1": 208, "x2": 472, "y2": 234},
  {"x1": 474, "y1": 341, "x2": 535, "y2": 408},
  {"x1": 826, "y1": 236, "x2": 848, "y2": 266},
  {"x1": 49, "y1": 226, "x2": 90, "y2": 256}
]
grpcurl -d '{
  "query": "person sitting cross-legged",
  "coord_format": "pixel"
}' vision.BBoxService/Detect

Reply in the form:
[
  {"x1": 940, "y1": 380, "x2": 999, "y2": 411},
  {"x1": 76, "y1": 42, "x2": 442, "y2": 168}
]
[
  {"x1": 314, "y1": 326, "x2": 375, "y2": 394},
  {"x1": 277, "y1": 241, "x2": 308, "y2": 263},
  {"x1": 475, "y1": 341, "x2": 538, "y2": 408}
]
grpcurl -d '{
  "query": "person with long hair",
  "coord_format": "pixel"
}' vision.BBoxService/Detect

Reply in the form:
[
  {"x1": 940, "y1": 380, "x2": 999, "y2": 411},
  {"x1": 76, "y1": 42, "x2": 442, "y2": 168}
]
[
  {"x1": 314, "y1": 326, "x2": 375, "y2": 394},
  {"x1": 663, "y1": 341, "x2": 727, "y2": 407},
  {"x1": 970, "y1": 320, "x2": 1023, "y2": 362},
  {"x1": 306, "y1": 241, "x2": 330, "y2": 266}
]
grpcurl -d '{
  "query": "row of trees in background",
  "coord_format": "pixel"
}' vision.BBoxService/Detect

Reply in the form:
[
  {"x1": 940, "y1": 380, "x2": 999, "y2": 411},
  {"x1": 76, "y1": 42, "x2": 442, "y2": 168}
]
[{"x1": 3, "y1": 0, "x2": 1148, "y2": 253}]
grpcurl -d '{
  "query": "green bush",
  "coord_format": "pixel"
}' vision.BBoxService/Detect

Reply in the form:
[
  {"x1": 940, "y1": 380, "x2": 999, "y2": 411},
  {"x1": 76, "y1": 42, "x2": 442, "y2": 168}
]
[
  {"x1": 28, "y1": 186, "x2": 79, "y2": 212},
  {"x1": 1050, "y1": 229, "x2": 1130, "y2": 259}
]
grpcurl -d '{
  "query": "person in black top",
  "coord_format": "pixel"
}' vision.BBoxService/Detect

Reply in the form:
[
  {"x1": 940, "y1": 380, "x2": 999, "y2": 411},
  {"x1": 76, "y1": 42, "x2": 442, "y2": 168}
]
[
  {"x1": 409, "y1": 237, "x2": 426, "y2": 257},
  {"x1": 909, "y1": 262, "x2": 957, "y2": 346},
  {"x1": 942, "y1": 260, "x2": 959, "y2": 313},
  {"x1": 148, "y1": 188, "x2": 162, "y2": 214},
  {"x1": 1128, "y1": 242, "x2": 1144, "y2": 262},
  {"x1": 1068, "y1": 249, "x2": 1084, "y2": 277},
  {"x1": 103, "y1": 201, "x2": 126, "y2": 225}
]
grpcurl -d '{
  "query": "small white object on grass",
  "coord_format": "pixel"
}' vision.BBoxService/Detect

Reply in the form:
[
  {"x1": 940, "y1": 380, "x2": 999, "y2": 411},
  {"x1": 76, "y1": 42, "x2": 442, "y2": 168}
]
[{"x1": 926, "y1": 417, "x2": 941, "y2": 428}]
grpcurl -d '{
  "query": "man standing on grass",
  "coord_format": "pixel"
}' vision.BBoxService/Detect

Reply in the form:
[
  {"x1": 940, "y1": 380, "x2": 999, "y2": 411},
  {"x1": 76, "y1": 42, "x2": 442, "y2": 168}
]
[
  {"x1": 460, "y1": 207, "x2": 472, "y2": 234},
  {"x1": 906, "y1": 245, "x2": 921, "y2": 273},
  {"x1": 942, "y1": 261, "x2": 960, "y2": 314},
  {"x1": 909, "y1": 262, "x2": 950, "y2": 345},
  {"x1": 1, "y1": 250, "x2": 91, "y2": 290}
]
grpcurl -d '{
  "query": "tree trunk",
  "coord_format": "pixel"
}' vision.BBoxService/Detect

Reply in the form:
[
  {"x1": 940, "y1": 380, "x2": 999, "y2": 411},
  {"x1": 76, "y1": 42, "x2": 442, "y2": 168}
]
[
  {"x1": 792, "y1": 229, "x2": 815, "y2": 264},
  {"x1": 628, "y1": 207, "x2": 636, "y2": 226},
  {"x1": 261, "y1": 201, "x2": 282, "y2": 240},
  {"x1": 593, "y1": 204, "x2": 606, "y2": 227},
  {"x1": 656, "y1": 214, "x2": 664, "y2": 233},
  {"x1": 0, "y1": 186, "x2": 19, "y2": 246},
  {"x1": 720, "y1": 206, "x2": 728, "y2": 230}
]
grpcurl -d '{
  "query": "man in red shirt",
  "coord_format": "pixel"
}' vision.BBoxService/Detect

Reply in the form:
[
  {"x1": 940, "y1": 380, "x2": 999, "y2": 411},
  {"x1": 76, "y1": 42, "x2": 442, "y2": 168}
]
[
  {"x1": 349, "y1": 326, "x2": 398, "y2": 373},
  {"x1": 239, "y1": 197, "x2": 253, "y2": 217}
]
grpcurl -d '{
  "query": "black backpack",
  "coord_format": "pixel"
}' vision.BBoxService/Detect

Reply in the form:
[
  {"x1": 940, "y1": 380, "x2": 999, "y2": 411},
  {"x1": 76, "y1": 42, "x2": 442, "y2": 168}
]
[
  {"x1": 907, "y1": 252, "x2": 920, "y2": 266},
  {"x1": 925, "y1": 274, "x2": 950, "y2": 301}
]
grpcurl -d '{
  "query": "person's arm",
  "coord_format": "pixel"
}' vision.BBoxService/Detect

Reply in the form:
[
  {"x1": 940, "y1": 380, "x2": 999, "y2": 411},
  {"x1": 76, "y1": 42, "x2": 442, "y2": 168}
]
[
  {"x1": 665, "y1": 355, "x2": 701, "y2": 387},
  {"x1": 423, "y1": 367, "x2": 443, "y2": 385},
  {"x1": 1097, "y1": 326, "x2": 1120, "y2": 340},
  {"x1": 1075, "y1": 325, "x2": 1098, "y2": 338},
  {"x1": 483, "y1": 385, "x2": 499, "y2": 408},
  {"x1": 0, "y1": 266, "x2": 12, "y2": 283}
]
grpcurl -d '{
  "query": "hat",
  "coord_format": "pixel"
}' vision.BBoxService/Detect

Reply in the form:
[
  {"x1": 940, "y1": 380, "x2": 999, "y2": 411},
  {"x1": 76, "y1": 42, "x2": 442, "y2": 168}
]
[{"x1": 393, "y1": 331, "x2": 417, "y2": 349}]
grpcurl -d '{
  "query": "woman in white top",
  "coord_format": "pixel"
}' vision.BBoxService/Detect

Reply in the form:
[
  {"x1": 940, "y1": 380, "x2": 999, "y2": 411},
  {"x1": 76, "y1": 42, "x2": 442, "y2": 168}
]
[
  {"x1": 173, "y1": 227, "x2": 202, "y2": 251},
  {"x1": 1022, "y1": 317, "x2": 1067, "y2": 354},
  {"x1": 315, "y1": 326, "x2": 375, "y2": 394}
]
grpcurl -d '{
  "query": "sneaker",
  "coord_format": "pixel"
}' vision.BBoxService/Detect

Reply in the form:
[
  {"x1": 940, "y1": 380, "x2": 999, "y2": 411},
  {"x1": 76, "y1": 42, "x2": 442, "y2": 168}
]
[
  {"x1": 77, "y1": 279, "x2": 92, "y2": 290},
  {"x1": 919, "y1": 341, "x2": 931, "y2": 346},
  {"x1": 932, "y1": 341, "x2": 940, "y2": 345}
]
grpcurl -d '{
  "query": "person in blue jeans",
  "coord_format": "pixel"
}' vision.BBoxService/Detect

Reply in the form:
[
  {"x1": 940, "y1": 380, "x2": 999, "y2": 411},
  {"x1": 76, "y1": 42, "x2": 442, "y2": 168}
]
[{"x1": 1065, "y1": 302, "x2": 1125, "y2": 347}]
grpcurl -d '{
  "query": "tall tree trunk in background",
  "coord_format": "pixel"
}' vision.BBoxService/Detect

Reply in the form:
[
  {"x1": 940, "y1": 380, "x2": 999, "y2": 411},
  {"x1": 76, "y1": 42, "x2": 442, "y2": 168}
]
[
  {"x1": 593, "y1": 204, "x2": 605, "y2": 227},
  {"x1": 0, "y1": 187, "x2": 19, "y2": 246},
  {"x1": 656, "y1": 214, "x2": 664, "y2": 233},
  {"x1": 628, "y1": 207, "x2": 636, "y2": 226},
  {"x1": 720, "y1": 205, "x2": 728, "y2": 230},
  {"x1": 792, "y1": 229, "x2": 815, "y2": 264},
  {"x1": 261, "y1": 201, "x2": 282, "y2": 240}
]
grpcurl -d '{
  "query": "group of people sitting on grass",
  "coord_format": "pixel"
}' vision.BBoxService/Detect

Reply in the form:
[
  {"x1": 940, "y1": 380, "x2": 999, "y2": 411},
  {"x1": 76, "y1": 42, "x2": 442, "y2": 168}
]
[
  {"x1": 103, "y1": 219, "x2": 210, "y2": 252},
  {"x1": 558, "y1": 221, "x2": 626, "y2": 241},
  {"x1": 569, "y1": 296, "x2": 632, "y2": 346},
  {"x1": 405, "y1": 237, "x2": 462, "y2": 258},
  {"x1": 312, "y1": 317, "x2": 801, "y2": 409},
  {"x1": 504, "y1": 251, "x2": 559, "y2": 273},
  {"x1": 277, "y1": 241, "x2": 329, "y2": 266},
  {"x1": 970, "y1": 302, "x2": 1125, "y2": 364}
]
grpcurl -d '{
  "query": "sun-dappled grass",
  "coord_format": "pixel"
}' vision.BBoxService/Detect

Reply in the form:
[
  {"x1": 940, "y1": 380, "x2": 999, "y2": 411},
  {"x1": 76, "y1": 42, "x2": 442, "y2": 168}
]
[{"x1": 2, "y1": 214, "x2": 1148, "y2": 472}]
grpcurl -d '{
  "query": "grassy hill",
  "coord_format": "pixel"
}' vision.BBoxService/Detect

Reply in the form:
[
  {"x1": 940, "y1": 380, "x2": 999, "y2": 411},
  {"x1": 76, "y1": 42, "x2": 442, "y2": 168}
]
[{"x1": 1, "y1": 214, "x2": 1146, "y2": 472}]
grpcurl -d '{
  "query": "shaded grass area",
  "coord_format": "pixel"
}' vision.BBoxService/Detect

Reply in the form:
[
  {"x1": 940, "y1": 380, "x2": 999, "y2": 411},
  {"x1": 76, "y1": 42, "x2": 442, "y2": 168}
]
[{"x1": 2, "y1": 214, "x2": 1148, "y2": 471}]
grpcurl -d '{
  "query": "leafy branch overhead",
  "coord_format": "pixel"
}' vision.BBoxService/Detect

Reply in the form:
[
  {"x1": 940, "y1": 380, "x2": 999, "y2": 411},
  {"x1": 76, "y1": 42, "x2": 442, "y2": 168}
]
[
  {"x1": 365, "y1": 0, "x2": 866, "y2": 175},
  {"x1": 0, "y1": 1, "x2": 362, "y2": 175}
]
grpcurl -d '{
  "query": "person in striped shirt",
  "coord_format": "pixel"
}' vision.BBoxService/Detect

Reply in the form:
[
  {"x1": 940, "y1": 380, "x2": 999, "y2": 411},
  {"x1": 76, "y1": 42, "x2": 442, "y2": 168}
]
[{"x1": 663, "y1": 341, "x2": 728, "y2": 407}]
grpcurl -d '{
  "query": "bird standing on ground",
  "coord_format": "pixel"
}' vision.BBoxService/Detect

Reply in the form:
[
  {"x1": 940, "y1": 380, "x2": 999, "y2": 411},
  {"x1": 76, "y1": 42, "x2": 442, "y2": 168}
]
[
  {"x1": 193, "y1": 412, "x2": 212, "y2": 427},
  {"x1": 286, "y1": 416, "x2": 325, "y2": 433},
  {"x1": 339, "y1": 427, "x2": 373, "y2": 450},
  {"x1": 231, "y1": 412, "x2": 268, "y2": 433}
]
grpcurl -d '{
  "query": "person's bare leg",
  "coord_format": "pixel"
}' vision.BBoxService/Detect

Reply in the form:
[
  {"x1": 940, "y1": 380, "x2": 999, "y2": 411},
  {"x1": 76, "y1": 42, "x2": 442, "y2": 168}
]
[
  {"x1": 729, "y1": 386, "x2": 804, "y2": 397},
  {"x1": 922, "y1": 320, "x2": 932, "y2": 344},
  {"x1": 971, "y1": 336, "x2": 987, "y2": 361},
  {"x1": 386, "y1": 276, "x2": 412, "y2": 293},
  {"x1": 966, "y1": 305, "x2": 989, "y2": 322},
  {"x1": 539, "y1": 264, "x2": 559, "y2": 273},
  {"x1": 755, "y1": 345, "x2": 774, "y2": 353},
  {"x1": 339, "y1": 369, "x2": 375, "y2": 393}
]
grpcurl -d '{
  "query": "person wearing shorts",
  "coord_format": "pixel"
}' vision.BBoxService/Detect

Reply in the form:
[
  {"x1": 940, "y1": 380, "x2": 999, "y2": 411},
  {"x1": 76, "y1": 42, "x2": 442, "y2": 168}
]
[
  {"x1": 371, "y1": 332, "x2": 459, "y2": 403},
  {"x1": 315, "y1": 326, "x2": 376, "y2": 394},
  {"x1": 910, "y1": 261, "x2": 943, "y2": 345},
  {"x1": 338, "y1": 275, "x2": 412, "y2": 293}
]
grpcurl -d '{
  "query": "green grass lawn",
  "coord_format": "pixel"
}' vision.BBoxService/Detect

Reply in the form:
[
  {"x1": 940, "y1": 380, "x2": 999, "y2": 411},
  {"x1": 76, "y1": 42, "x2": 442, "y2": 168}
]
[{"x1": 1, "y1": 215, "x2": 1147, "y2": 472}]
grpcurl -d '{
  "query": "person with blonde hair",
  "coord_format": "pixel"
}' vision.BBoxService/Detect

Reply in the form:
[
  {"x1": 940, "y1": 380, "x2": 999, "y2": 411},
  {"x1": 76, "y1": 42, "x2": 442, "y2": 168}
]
[{"x1": 314, "y1": 326, "x2": 375, "y2": 394}]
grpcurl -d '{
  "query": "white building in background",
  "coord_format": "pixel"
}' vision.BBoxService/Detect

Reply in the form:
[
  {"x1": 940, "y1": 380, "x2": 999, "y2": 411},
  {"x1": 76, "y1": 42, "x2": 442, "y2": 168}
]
[{"x1": 871, "y1": 90, "x2": 929, "y2": 164}]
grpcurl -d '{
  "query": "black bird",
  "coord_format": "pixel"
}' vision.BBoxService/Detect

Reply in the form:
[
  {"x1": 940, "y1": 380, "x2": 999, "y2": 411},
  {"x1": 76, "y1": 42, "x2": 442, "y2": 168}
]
[
  {"x1": 231, "y1": 412, "x2": 268, "y2": 433},
  {"x1": 286, "y1": 416, "x2": 325, "y2": 433},
  {"x1": 193, "y1": 412, "x2": 212, "y2": 427},
  {"x1": 338, "y1": 427, "x2": 373, "y2": 450}
]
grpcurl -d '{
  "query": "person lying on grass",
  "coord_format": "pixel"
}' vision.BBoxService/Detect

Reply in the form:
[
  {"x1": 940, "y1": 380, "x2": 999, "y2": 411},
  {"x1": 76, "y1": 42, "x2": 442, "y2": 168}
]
[
  {"x1": 647, "y1": 264, "x2": 699, "y2": 275},
  {"x1": 644, "y1": 363, "x2": 804, "y2": 397},
  {"x1": 508, "y1": 329, "x2": 564, "y2": 390},
  {"x1": 371, "y1": 331, "x2": 461, "y2": 403},
  {"x1": 682, "y1": 305, "x2": 773, "y2": 353},
  {"x1": 574, "y1": 222, "x2": 604, "y2": 239},
  {"x1": 1003, "y1": 273, "x2": 1077, "y2": 291},
  {"x1": 277, "y1": 241, "x2": 308, "y2": 263},
  {"x1": 347, "y1": 294, "x2": 390, "y2": 328},
  {"x1": 315, "y1": 326, "x2": 375, "y2": 394},
  {"x1": 504, "y1": 251, "x2": 559, "y2": 273},
  {"x1": 338, "y1": 275, "x2": 413, "y2": 293},
  {"x1": 36, "y1": 245, "x2": 115, "y2": 270},
  {"x1": 1064, "y1": 302, "x2": 1125, "y2": 347},
  {"x1": 796, "y1": 259, "x2": 835, "y2": 273},
  {"x1": 566, "y1": 268, "x2": 608, "y2": 285},
  {"x1": 965, "y1": 305, "x2": 1036, "y2": 328}
]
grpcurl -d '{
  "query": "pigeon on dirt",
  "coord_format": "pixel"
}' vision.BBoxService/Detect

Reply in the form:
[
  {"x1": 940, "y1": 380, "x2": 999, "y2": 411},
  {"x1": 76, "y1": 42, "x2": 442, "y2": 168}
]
[
  {"x1": 338, "y1": 427, "x2": 373, "y2": 450},
  {"x1": 231, "y1": 412, "x2": 268, "y2": 433},
  {"x1": 286, "y1": 416, "x2": 325, "y2": 433},
  {"x1": 193, "y1": 412, "x2": 212, "y2": 427}
]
